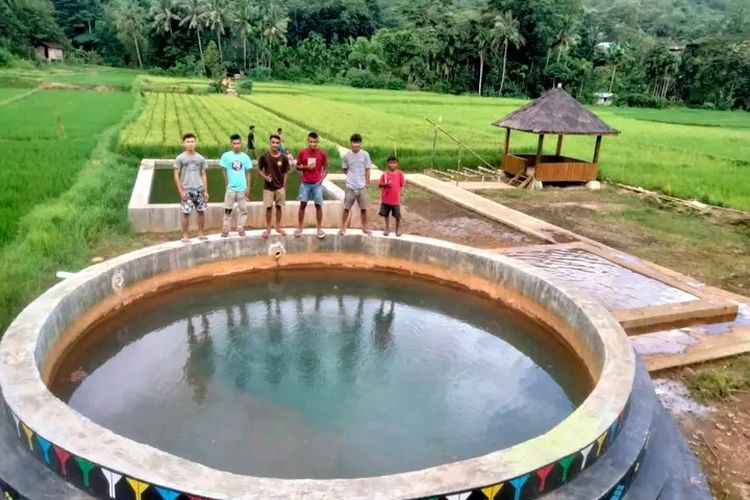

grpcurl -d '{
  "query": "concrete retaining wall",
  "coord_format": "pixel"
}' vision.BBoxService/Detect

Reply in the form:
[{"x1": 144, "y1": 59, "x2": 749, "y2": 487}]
[
  {"x1": 0, "y1": 233, "x2": 635, "y2": 500},
  {"x1": 128, "y1": 159, "x2": 361, "y2": 233}
]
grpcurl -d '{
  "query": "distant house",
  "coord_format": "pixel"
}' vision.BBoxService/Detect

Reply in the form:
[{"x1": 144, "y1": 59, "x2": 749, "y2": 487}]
[
  {"x1": 594, "y1": 92, "x2": 614, "y2": 106},
  {"x1": 35, "y1": 41, "x2": 64, "y2": 62}
]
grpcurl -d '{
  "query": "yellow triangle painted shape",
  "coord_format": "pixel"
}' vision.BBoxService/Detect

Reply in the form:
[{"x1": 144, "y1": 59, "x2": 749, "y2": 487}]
[
  {"x1": 481, "y1": 483, "x2": 503, "y2": 499},
  {"x1": 596, "y1": 431, "x2": 608, "y2": 455},
  {"x1": 21, "y1": 423, "x2": 33, "y2": 450},
  {"x1": 126, "y1": 478, "x2": 149, "y2": 500}
]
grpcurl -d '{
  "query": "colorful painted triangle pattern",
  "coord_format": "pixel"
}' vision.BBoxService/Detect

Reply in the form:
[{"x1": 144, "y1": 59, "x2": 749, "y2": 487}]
[{"x1": 4, "y1": 401, "x2": 638, "y2": 500}]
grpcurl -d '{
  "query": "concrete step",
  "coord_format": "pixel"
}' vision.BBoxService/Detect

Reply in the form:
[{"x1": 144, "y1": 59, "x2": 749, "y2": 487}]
[{"x1": 543, "y1": 360, "x2": 655, "y2": 500}]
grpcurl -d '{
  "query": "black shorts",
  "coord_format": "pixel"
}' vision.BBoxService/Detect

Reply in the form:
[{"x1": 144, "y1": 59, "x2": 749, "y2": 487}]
[{"x1": 379, "y1": 203, "x2": 401, "y2": 218}]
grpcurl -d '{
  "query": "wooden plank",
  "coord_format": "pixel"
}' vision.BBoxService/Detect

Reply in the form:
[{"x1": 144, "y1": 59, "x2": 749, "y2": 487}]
[
  {"x1": 644, "y1": 328, "x2": 750, "y2": 372},
  {"x1": 535, "y1": 162, "x2": 597, "y2": 182}
]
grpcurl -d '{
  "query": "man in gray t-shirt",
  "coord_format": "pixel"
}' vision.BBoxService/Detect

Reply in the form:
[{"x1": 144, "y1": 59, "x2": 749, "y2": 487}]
[
  {"x1": 339, "y1": 133, "x2": 372, "y2": 236},
  {"x1": 173, "y1": 133, "x2": 209, "y2": 242}
]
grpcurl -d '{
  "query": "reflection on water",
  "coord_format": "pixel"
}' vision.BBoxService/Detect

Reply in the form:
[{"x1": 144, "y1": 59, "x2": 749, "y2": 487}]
[
  {"x1": 508, "y1": 248, "x2": 697, "y2": 310},
  {"x1": 51, "y1": 269, "x2": 590, "y2": 479}
]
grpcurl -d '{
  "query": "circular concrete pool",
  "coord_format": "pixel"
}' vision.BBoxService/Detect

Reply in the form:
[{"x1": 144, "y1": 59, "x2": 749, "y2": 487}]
[{"x1": 0, "y1": 232, "x2": 634, "y2": 499}]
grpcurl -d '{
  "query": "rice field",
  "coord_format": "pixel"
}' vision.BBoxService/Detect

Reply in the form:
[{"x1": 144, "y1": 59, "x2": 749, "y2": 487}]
[
  {"x1": 0, "y1": 89, "x2": 133, "y2": 244},
  {"x1": 117, "y1": 80, "x2": 750, "y2": 210},
  {"x1": 119, "y1": 92, "x2": 339, "y2": 162}
]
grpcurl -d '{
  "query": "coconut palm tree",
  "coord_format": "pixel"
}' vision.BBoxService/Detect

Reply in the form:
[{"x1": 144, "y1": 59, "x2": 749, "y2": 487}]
[
  {"x1": 260, "y1": 4, "x2": 288, "y2": 68},
  {"x1": 151, "y1": 0, "x2": 179, "y2": 35},
  {"x1": 230, "y1": 0, "x2": 257, "y2": 72},
  {"x1": 555, "y1": 20, "x2": 580, "y2": 63},
  {"x1": 205, "y1": 0, "x2": 229, "y2": 62},
  {"x1": 179, "y1": 0, "x2": 209, "y2": 75},
  {"x1": 110, "y1": 0, "x2": 147, "y2": 68},
  {"x1": 490, "y1": 11, "x2": 524, "y2": 96},
  {"x1": 475, "y1": 31, "x2": 490, "y2": 95}
]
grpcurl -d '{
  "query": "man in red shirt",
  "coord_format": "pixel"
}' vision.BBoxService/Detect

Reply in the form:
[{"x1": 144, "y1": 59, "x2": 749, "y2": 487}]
[
  {"x1": 295, "y1": 131, "x2": 328, "y2": 239},
  {"x1": 378, "y1": 155, "x2": 405, "y2": 237}
]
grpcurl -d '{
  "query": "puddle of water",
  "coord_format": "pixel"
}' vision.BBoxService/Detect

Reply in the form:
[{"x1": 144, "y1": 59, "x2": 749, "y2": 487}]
[
  {"x1": 653, "y1": 378, "x2": 714, "y2": 418},
  {"x1": 507, "y1": 248, "x2": 698, "y2": 310}
]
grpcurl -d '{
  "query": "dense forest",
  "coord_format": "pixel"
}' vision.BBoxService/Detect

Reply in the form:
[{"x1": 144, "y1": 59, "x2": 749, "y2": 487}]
[{"x1": 1, "y1": 0, "x2": 749, "y2": 109}]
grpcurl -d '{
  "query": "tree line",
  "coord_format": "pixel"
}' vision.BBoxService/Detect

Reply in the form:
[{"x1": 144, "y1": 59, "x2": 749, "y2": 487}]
[{"x1": 1, "y1": 0, "x2": 749, "y2": 109}]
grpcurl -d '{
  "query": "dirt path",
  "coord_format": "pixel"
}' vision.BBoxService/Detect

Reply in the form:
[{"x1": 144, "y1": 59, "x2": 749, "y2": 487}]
[{"x1": 484, "y1": 185, "x2": 750, "y2": 499}]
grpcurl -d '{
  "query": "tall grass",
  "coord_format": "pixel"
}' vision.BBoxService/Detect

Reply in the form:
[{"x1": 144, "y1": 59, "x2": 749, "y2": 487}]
[
  {"x1": 0, "y1": 92, "x2": 144, "y2": 333},
  {"x1": 0, "y1": 90, "x2": 133, "y2": 244}
]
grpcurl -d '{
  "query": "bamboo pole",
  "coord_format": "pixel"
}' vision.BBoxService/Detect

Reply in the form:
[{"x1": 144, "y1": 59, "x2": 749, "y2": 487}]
[
  {"x1": 593, "y1": 135, "x2": 602, "y2": 165},
  {"x1": 535, "y1": 134, "x2": 545, "y2": 166},
  {"x1": 555, "y1": 134, "x2": 564, "y2": 156},
  {"x1": 425, "y1": 118, "x2": 494, "y2": 169}
]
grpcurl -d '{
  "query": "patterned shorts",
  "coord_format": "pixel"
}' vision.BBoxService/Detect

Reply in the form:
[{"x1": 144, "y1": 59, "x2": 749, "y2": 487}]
[{"x1": 181, "y1": 190, "x2": 207, "y2": 214}]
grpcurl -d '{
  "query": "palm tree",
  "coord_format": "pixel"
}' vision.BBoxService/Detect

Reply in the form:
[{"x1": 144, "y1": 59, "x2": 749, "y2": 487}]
[
  {"x1": 110, "y1": 0, "x2": 147, "y2": 68},
  {"x1": 230, "y1": 0, "x2": 257, "y2": 72},
  {"x1": 179, "y1": 0, "x2": 209, "y2": 75},
  {"x1": 490, "y1": 11, "x2": 524, "y2": 96},
  {"x1": 607, "y1": 44, "x2": 626, "y2": 93},
  {"x1": 205, "y1": 0, "x2": 230, "y2": 62},
  {"x1": 348, "y1": 37, "x2": 384, "y2": 73},
  {"x1": 151, "y1": 0, "x2": 179, "y2": 35},
  {"x1": 475, "y1": 31, "x2": 490, "y2": 95},
  {"x1": 556, "y1": 26, "x2": 579, "y2": 63},
  {"x1": 260, "y1": 4, "x2": 288, "y2": 68}
]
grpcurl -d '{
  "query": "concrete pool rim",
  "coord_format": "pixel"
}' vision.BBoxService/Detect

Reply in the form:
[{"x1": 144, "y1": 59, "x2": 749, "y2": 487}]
[{"x1": 0, "y1": 232, "x2": 635, "y2": 500}]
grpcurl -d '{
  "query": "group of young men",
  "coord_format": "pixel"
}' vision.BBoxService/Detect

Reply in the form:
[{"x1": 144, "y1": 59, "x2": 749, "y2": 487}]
[{"x1": 173, "y1": 129, "x2": 405, "y2": 243}]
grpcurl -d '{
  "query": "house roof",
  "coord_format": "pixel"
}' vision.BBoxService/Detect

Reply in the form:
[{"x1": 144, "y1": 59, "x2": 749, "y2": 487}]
[
  {"x1": 37, "y1": 41, "x2": 63, "y2": 49},
  {"x1": 493, "y1": 87, "x2": 620, "y2": 136}
]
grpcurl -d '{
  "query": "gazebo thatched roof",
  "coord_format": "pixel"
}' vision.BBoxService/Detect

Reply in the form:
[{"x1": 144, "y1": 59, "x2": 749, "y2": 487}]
[{"x1": 493, "y1": 87, "x2": 619, "y2": 136}]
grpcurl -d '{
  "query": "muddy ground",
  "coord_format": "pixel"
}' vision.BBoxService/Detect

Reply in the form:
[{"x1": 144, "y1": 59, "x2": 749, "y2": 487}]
[{"x1": 487, "y1": 185, "x2": 750, "y2": 499}]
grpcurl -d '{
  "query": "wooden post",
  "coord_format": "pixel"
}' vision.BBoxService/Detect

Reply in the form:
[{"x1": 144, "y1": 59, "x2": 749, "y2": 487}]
[
  {"x1": 503, "y1": 128, "x2": 511, "y2": 155},
  {"x1": 535, "y1": 134, "x2": 545, "y2": 166},
  {"x1": 555, "y1": 134, "x2": 564, "y2": 156},
  {"x1": 593, "y1": 135, "x2": 602, "y2": 165}
]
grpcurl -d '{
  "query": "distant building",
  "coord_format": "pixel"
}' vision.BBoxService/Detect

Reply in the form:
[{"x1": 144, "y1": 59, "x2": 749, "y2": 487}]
[
  {"x1": 35, "y1": 41, "x2": 64, "y2": 62},
  {"x1": 594, "y1": 92, "x2": 614, "y2": 106}
]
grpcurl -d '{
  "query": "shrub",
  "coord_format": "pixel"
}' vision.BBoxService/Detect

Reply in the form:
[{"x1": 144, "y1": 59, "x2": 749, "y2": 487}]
[
  {"x1": 346, "y1": 68, "x2": 384, "y2": 89},
  {"x1": 615, "y1": 93, "x2": 670, "y2": 109},
  {"x1": 236, "y1": 78, "x2": 253, "y2": 94},
  {"x1": 248, "y1": 67, "x2": 272, "y2": 81},
  {"x1": 0, "y1": 47, "x2": 13, "y2": 68}
]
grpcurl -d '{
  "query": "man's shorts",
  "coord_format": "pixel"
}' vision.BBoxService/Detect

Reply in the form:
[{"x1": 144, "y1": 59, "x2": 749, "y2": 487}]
[
  {"x1": 263, "y1": 188, "x2": 286, "y2": 208},
  {"x1": 181, "y1": 189, "x2": 207, "y2": 214},
  {"x1": 378, "y1": 203, "x2": 401, "y2": 218},
  {"x1": 298, "y1": 182, "x2": 324, "y2": 205},
  {"x1": 343, "y1": 188, "x2": 368, "y2": 210}
]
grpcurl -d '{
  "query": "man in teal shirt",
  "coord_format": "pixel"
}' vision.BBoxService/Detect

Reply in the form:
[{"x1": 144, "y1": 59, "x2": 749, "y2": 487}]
[{"x1": 220, "y1": 134, "x2": 253, "y2": 237}]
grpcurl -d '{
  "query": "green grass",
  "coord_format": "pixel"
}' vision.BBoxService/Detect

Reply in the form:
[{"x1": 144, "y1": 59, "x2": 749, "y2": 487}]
[
  {"x1": 0, "y1": 88, "x2": 28, "y2": 103},
  {"x1": 119, "y1": 92, "x2": 340, "y2": 165},
  {"x1": 687, "y1": 355, "x2": 750, "y2": 403},
  {"x1": 608, "y1": 107, "x2": 750, "y2": 128},
  {"x1": 0, "y1": 89, "x2": 133, "y2": 244},
  {"x1": 0, "y1": 89, "x2": 145, "y2": 333},
  {"x1": 0, "y1": 65, "x2": 138, "y2": 89},
  {"x1": 117, "y1": 79, "x2": 750, "y2": 210}
]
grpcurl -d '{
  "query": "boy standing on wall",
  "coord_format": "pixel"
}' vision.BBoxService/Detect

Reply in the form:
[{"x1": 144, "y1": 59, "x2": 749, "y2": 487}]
[
  {"x1": 378, "y1": 155, "x2": 405, "y2": 237},
  {"x1": 339, "y1": 133, "x2": 372, "y2": 236},
  {"x1": 295, "y1": 131, "x2": 328, "y2": 239},
  {"x1": 174, "y1": 132, "x2": 209, "y2": 243},
  {"x1": 258, "y1": 134, "x2": 290, "y2": 238},
  {"x1": 220, "y1": 133, "x2": 252, "y2": 238}
]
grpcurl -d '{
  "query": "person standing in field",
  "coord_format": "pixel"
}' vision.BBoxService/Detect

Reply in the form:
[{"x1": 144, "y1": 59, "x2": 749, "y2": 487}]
[
  {"x1": 258, "y1": 134, "x2": 290, "y2": 238},
  {"x1": 339, "y1": 133, "x2": 372, "y2": 236},
  {"x1": 276, "y1": 128, "x2": 286, "y2": 155},
  {"x1": 247, "y1": 125, "x2": 256, "y2": 158},
  {"x1": 219, "y1": 133, "x2": 252, "y2": 238},
  {"x1": 174, "y1": 132, "x2": 209, "y2": 243},
  {"x1": 378, "y1": 155, "x2": 405, "y2": 237},
  {"x1": 295, "y1": 131, "x2": 328, "y2": 239}
]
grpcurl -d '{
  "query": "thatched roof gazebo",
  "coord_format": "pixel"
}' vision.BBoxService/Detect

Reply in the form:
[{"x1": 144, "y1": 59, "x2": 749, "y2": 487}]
[{"x1": 494, "y1": 86, "x2": 619, "y2": 185}]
